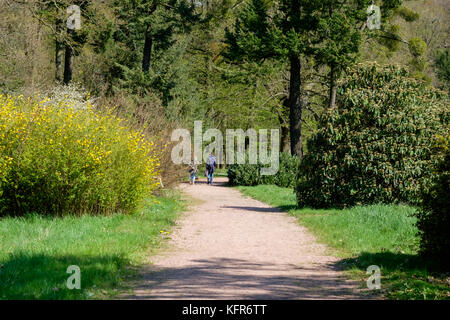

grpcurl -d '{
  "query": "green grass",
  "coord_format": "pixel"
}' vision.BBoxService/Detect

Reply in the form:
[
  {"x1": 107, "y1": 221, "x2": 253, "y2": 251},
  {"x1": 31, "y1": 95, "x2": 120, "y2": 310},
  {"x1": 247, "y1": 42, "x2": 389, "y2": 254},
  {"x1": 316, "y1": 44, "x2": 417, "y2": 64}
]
[
  {"x1": 213, "y1": 168, "x2": 228, "y2": 177},
  {"x1": 0, "y1": 192, "x2": 185, "y2": 300},
  {"x1": 237, "y1": 184, "x2": 450, "y2": 300}
]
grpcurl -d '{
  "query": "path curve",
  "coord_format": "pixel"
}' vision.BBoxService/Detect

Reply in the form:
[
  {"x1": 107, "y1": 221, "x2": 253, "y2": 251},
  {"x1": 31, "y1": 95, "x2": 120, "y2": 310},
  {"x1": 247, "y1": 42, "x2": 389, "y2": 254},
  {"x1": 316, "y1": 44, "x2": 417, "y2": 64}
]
[{"x1": 126, "y1": 177, "x2": 364, "y2": 299}]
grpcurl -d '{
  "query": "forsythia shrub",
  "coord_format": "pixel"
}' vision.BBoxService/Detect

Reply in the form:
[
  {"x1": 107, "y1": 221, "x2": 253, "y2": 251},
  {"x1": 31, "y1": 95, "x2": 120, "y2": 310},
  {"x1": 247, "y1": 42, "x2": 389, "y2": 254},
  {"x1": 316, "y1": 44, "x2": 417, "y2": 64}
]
[
  {"x1": 227, "y1": 152, "x2": 300, "y2": 188},
  {"x1": 416, "y1": 135, "x2": 450, "y2": 268},
  {"x1": 0, "y1": 95, "x2": 160, "y2": 216},
  {"x1": 296, "y1": 64, "x2": 449, "y2": 208}
]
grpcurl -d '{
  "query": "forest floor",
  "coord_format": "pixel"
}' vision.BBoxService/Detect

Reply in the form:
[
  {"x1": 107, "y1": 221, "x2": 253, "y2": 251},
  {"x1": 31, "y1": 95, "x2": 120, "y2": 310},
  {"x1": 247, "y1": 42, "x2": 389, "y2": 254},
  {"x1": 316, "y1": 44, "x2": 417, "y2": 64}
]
[{"x1": 123, "y1": 177, "x2": 374, "y2": 300}]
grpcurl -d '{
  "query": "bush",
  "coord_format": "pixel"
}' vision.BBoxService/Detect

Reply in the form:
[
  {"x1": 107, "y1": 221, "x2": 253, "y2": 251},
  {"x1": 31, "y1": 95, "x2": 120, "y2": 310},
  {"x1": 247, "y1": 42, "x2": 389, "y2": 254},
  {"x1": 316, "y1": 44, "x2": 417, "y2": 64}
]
[
  {"x1": 416, "y1": 135, "x2": 450, "y2": 268},
  {"x1": 227, "y1": 162, "x2": 261, "y2": 186},
  {"x1": 296, "y1": 64, "x2": 449, "y2": 208},
  {"x1": 0, "y1": 94, "x2": 160, "y2": 216},
  {"x1": 228, "y1": 152, "x2": 299, "y2": 188},
  {"x1": 43, "y1": 83, "x2": 92, "y2": 110},
  {"x1": 99, "y1": 93, "x2": 186, "y2": 189}
]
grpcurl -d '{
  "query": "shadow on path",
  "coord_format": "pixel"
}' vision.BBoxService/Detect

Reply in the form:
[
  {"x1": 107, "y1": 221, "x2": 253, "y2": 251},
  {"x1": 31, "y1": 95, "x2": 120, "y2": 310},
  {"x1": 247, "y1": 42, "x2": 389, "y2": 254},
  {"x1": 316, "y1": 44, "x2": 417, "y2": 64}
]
[
  {"x1": 221, "y1": 206, "x2": 282, "y2": 213},
  {"x1": 184, "y1": 179, "x2": 229, "y2": 187},
  {"x1": 125, "y1": 257, "x2": 363, "y2": 300}
]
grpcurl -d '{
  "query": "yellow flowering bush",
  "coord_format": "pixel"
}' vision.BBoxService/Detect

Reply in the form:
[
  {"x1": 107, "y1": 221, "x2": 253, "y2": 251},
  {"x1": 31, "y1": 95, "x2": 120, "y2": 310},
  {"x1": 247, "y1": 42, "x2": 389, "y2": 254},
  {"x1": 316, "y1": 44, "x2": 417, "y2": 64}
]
[{"x1": 0, "y1": 95, "x2": 160, "y2": 216}]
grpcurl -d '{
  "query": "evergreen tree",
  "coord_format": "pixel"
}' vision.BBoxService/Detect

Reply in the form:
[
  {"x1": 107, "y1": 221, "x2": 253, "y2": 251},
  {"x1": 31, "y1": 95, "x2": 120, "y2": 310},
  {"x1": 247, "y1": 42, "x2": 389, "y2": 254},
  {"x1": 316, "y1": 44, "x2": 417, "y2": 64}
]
[
  {"x1": 109, "y1": 0, "x2": 200, "y2": 101},
  {"x1": 434, "y1": 48, "x2": 450, "y2": 91},
  {"x1": 224, "y1": 0, "x2": 309, "y2": 157}
]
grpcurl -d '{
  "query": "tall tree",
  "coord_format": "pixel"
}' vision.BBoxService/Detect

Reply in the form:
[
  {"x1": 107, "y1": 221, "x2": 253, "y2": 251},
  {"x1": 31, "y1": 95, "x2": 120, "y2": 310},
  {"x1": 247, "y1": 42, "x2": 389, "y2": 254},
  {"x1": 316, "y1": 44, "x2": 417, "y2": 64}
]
[
  {"x1": 274, "y1": 0, "x2": 410, "y2": 110},
  {"x1": 306, "y1": 0, "x2": 368, "y2": 109},
  {"x1": 18, "y1": 0, "x2": 90, "y2": 84},
  {"x1": 62, "y1": 1, "x2": 90, "y2": 84},
  {"x1": 225, "y1": 0, "x2": 424, "y2": 156},
  {"x1": 224, "y1": 0, "x2": 309, "y2": 157},
  {"x1": 114, "y1": 0, "x2": 199, "y2": 73}
]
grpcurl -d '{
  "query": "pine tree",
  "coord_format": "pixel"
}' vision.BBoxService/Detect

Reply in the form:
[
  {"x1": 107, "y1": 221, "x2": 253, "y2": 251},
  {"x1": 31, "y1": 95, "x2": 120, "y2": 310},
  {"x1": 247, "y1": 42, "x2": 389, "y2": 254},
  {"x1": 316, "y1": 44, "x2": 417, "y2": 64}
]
[
  {"x1": 114, "y1": 0, "x2": 199, "y2": 73},
  {"x1": 224, "y1": 0, "x2": 426, "y2": 155},
  {"x1": 224, "y1": 0, "x2": 308, "y2": 157}
]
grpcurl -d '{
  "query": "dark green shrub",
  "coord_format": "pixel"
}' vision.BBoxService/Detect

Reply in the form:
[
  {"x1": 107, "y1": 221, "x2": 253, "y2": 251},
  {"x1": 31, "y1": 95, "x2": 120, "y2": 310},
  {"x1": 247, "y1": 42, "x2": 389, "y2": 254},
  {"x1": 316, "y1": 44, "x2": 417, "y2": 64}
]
[
  {"x1": 227, "y1": 162, "x2": 261, "y2": 186},
  {"x1": 416, "y1": 135, "x2": 450, "y2": 268},
  {"x1": 228, "y1": 152, "x2": 299, "y2": 188},
  {"x1": 296, "y1": 64, "x2": 449, "y2": 208}
]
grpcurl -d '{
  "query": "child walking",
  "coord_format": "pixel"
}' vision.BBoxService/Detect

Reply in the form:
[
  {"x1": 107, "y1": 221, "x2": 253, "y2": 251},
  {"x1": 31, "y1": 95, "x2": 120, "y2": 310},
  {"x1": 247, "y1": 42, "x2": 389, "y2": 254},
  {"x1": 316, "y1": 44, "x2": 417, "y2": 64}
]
[{"x1": 188, "y1": 160, "x2": 198, "y2": 185}]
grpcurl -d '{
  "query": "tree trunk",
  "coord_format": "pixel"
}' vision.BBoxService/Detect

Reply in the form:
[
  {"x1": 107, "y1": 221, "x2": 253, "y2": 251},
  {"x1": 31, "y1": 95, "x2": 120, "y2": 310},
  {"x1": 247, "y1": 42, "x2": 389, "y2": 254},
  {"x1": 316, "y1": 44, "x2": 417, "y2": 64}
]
[
  {"x1": 288, "y1": 55, "x2": 303, "y2": 158},
  {"x1": 142, "y1": 27, "x2": 153, "y2": 73},
  {"x1": 329, "y1": 63, "x2": 337, "y2": 109},
  {"x1": 328, "y1": 3, "x2": 337, "y2": 110},
  {"x1": 278, "y1": 106, "x2": 291, "y2": 154},
  {"x1": 31, "y1": 20, "x2": 42, "y2": 88},
  {"x1": 55, "y1": 41, "x2": 63, "y2": 82},
  {"x1": 63, "y1": 30, "x2": 74, "y2": 85},
  {"x1": 63, "y1": 41, "x2": 73, "y2": 84},
  {"x1": 281, "y1": 125, "x2": 291, "y2": 154},
  {"x1": 55, "y1": 20, "x2": 63, "y2": 82}
]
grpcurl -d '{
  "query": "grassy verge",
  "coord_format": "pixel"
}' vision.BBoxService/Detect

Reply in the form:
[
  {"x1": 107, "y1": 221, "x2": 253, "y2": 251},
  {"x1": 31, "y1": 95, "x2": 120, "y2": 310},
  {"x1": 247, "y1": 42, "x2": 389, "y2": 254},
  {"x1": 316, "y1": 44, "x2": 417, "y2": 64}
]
[
  {"x1": 213, "y1": 168, "x2": 228, "y2": 177},
  {"x1": 0, "y1": 191, "x2": 185, "y2": 300},
  {"x1": 237, "y1": 185, "x2": 450, "y2": 300}
]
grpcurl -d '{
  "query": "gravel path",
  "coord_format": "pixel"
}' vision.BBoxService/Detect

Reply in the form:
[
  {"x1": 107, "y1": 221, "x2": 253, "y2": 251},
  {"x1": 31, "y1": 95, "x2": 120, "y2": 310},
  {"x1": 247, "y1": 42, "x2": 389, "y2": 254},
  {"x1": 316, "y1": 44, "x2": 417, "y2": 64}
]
[{"x1": 126, "y1": 177, "x2": 365, "y2": 299}]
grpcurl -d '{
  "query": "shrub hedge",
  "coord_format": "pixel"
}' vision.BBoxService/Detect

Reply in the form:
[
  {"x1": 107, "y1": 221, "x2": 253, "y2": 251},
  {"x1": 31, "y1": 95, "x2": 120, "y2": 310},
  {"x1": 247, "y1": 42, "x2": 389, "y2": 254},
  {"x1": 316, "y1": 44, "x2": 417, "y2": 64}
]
[
  {"x1": 416, "y1": 135, "x2": 450, "y2": 268},
  {"x1": 296, "y1": 64, "x2": 449, "y2": 208},
  {"x1": 227, "y1": 152, "x2": 299, "y2": 188},
  {"x1": 0, "y1": 95, "x2": 160, "y2": 216}
]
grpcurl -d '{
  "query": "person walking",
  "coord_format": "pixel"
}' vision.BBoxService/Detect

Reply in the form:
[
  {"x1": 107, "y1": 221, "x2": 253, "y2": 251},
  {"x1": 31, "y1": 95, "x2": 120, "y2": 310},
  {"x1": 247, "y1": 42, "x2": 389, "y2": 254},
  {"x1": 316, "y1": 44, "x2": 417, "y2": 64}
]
[{"x1": 206, "y1": 153, "x2": 217, "y2": 185}]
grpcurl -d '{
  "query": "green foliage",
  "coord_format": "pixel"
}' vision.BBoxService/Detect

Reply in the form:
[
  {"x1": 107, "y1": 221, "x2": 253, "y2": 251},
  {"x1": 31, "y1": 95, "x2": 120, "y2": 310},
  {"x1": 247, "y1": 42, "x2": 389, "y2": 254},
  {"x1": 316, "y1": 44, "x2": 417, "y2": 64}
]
[
  {"x1": 224, "y1": 0, "x2": 275, "y2": 61},
  {"x1": 227, "y1": 161, "x2": 260, "y2": 186},
  {"x1": 0, "y1": 95, "x2": 160, "y2": 217},
  {"x1": 396, "y1": 6, "x2": 420, "y2": 22},
  {"x1": 434, "y1": 49, "x2": 450, "y2": 90},
  {"x1": 378, "y1": 24, "x2": 402, "y2": 52},
  {"x1": 306, "y1": 0, "x2": 371, "y2": 81},
  {"x1": 313, "y1": 7, "x2": 363, "y2": 66},
  {"x1": 108, "y1": 0, "x2": 199, "y2": 102},
  {"x1": 406, "y1": 37, "x2": 430, "y2": 82},
  {"x1": 227, "y1": 152, "x2": 299, "y2": 188},
  {"x1": 416, "y1": 135, "x2": 450, "y2": 268},
  {"x1": 408, "y1": 37, "x2": 427, "y2": 57},
  {"x1": 296, "y1": 64, "x2": 449, "y2": 208}
]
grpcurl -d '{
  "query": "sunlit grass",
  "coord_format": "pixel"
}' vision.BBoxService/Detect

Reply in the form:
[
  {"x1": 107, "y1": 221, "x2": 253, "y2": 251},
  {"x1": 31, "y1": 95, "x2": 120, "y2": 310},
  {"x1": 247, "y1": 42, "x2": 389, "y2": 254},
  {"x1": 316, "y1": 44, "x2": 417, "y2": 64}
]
[{"x1": 0, "y1": 192, "x2": 184, "y2": 299}]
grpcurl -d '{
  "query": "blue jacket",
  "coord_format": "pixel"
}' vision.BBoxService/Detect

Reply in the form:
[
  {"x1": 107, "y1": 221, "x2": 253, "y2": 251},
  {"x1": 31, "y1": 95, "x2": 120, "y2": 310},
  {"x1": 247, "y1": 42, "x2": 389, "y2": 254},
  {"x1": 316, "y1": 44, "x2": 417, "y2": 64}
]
[{"x1": 206, "y1": 155, "x2": 217, "y2": 173}]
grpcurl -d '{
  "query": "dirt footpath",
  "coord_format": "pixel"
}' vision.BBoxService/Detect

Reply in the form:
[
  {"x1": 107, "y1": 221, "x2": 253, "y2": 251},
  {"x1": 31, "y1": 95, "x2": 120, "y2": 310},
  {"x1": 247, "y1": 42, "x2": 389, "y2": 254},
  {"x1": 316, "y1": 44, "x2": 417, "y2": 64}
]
[{"x1": 125, "y1": 177, "x2": 367, "y2": 299}]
